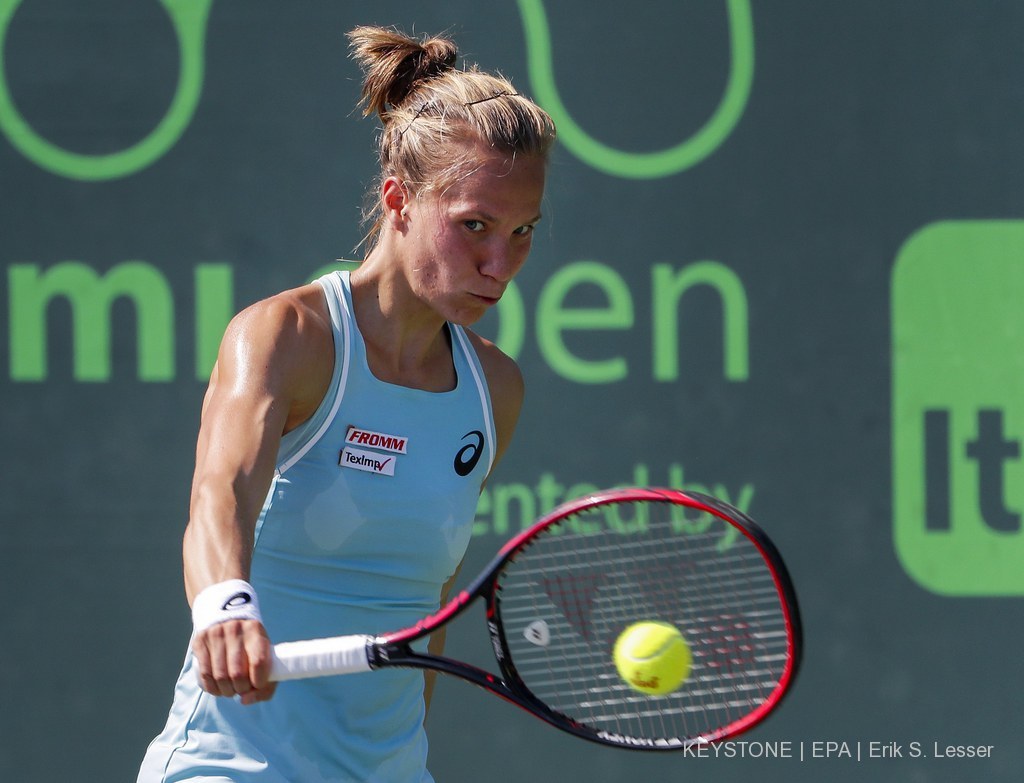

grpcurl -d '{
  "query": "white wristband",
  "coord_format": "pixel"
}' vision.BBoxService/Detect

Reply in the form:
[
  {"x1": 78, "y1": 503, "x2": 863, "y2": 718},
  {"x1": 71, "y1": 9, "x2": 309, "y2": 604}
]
[{"x1": 192, "y1": 579, "x2": 263, "y2": 634}]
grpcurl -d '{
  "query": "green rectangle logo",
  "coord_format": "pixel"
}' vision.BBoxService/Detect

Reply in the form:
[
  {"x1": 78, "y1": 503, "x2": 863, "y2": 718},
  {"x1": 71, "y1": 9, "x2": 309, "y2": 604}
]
[{"x1": 893, "y1": 221, "x2": 1024, "y2": 594}]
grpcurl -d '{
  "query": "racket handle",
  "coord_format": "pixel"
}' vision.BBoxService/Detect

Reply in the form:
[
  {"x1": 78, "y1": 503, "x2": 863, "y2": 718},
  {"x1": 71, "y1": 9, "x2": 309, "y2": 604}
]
[{"x1": 270, "y1": 634, "x2": 373, "y2": 681}]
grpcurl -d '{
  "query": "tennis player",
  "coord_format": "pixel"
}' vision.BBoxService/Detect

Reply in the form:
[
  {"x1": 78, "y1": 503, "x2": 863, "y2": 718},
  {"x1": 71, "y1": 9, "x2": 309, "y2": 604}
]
[{"x1": 137, "y1": 25, "x2": 556, "y2": 782}]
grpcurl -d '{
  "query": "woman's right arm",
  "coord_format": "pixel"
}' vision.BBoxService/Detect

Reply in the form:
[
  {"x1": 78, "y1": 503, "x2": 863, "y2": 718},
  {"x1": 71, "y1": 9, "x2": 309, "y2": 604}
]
[{"x1": 183, "y1": 286, "x2": 333, "y2": 705}]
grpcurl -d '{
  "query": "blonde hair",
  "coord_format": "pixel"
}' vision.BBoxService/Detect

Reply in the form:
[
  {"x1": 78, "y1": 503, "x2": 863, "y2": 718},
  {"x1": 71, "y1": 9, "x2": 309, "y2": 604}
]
[{"x1": 347, "y1": 25, "x2": 556, "y2": 252}]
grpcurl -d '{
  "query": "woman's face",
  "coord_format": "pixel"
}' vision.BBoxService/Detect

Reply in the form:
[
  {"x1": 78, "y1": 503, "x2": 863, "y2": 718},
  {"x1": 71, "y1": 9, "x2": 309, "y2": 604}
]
[{"x1": 399, "y1": 145, "x2": 546, "y2": 326}]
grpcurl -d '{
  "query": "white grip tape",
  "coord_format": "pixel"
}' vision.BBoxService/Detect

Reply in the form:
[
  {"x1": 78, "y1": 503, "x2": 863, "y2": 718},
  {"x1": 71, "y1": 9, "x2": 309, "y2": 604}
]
[{"x1": 270, "y1": 635, "x2": 374, "y2": 682}]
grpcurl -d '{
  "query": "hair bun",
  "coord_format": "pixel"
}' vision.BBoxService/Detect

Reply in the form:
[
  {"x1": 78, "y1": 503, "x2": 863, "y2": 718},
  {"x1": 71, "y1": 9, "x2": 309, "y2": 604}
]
[
  {"x1": 348, "y1": 26, "x2": 458, "y2": 118},
  {"x1": 419, "y1": 36, "x2": 458, "y2": 74}
]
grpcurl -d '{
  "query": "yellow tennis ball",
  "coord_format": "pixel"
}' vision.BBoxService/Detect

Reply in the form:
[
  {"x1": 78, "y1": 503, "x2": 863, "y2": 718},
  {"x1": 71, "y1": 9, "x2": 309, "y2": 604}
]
[{"x1": 613, "y1": 621, "x2": 691, "y2": 695}]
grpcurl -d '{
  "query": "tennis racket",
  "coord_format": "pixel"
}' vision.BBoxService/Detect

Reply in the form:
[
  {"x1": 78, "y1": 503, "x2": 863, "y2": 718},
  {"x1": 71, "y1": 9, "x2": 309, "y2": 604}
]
[{"x1": 270, "y1": 487, "x2": 802, "y2": 750}]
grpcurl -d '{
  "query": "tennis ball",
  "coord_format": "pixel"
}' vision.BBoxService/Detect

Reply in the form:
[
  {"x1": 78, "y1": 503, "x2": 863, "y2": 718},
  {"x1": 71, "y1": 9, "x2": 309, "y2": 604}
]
[{"x1": 613, "y1": 621, "x2": 691, "y2": 695}]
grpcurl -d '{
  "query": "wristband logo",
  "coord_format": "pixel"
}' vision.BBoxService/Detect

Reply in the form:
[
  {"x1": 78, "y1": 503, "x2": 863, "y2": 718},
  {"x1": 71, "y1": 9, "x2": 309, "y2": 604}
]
[
  {"x1": 892, "y1": 221, "x2": 1024, "y2": 595},
  {"x1": 0, "y1": 0, "x2": 212, "y2": 181},
  {"x1": 221, "y1": 591, "x2": 253, "y2": 611}
]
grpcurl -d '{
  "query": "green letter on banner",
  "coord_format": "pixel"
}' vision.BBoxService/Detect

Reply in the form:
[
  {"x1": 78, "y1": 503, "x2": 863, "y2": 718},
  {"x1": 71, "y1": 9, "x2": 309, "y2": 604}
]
[
  {"x1": 652, "y1": 261, "x2": 749, "y2": 382},
  {"x1": 10, "y1": 261, "x2": 174, "y2": 381},
  {"x1": 537, "y1": 261, "x2": 633, "y2": 384}
]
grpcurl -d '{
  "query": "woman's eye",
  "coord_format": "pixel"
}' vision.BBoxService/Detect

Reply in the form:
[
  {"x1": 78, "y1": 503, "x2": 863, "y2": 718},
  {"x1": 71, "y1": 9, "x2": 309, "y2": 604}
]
[
  {"x1": 465, "y1": 220, "x2": 486, "y2": 232},
  {"x1": 513, "y1": 224, "x2": 535, "y2": 236}
]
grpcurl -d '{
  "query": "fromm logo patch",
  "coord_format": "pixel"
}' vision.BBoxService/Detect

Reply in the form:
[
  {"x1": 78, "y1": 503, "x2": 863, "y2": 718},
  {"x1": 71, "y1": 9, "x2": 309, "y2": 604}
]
[{"x1": 345, "y1": 426, "x2": 408, "y2": 454}]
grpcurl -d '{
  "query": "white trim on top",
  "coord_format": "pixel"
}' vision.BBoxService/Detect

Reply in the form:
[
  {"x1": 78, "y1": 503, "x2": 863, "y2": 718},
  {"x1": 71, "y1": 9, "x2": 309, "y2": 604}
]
[
  {"x1": 450, "y1": 324, "x2": 496, "y2": 477},
  {"x1": 277, "y1": 273, "x2": 351, "y2": 475}
]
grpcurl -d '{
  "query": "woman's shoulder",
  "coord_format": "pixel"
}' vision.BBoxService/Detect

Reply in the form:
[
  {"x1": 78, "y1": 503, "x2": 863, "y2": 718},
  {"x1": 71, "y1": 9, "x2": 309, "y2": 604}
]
[
  {"x1": 216, "y1": 283, "x2": 335, "y2": 427},
  {"x1": 233, "y1": 282, "x2": 330, "y2": 333},
  {"x1": 461, "y1": 329, "x2": 524, "y2": 469},
  {"x1": 461, "y1": 329, "x2": 524, "y2": 401}
]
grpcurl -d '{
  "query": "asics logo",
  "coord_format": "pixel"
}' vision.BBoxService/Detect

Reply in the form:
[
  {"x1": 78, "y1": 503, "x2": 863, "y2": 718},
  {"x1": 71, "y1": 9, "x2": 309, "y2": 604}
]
[
  {"x1": 221, "y1": 592, "x2": 252, "y2": 611},
  {"x1": 454, "y1": 430, "x2": 485, "y2": 476}
]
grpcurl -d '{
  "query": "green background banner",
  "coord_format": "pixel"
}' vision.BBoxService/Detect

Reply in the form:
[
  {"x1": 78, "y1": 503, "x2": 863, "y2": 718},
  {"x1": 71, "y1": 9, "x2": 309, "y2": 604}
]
[{"x1": 2, "y1": 1, "x2": 1022, "y2": 780}]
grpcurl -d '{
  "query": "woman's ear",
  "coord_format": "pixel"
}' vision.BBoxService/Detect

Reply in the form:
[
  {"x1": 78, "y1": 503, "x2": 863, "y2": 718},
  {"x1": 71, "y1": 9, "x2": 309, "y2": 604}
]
[{"x1": 382, "y1": 177, "x2": 411, "y2": 223}]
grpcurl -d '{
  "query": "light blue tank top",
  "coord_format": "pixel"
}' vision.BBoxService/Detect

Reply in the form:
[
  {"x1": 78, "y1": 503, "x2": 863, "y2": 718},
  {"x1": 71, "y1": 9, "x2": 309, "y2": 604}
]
[{"x1": 139, "y1": 271, "x2": 495, "y2": 783}]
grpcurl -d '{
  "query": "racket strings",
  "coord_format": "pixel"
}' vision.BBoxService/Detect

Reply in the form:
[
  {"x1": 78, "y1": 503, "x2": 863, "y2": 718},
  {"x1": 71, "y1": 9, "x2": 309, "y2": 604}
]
[{"x1": 496, "y1": 499, "x2": 791, "y2": 745}]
